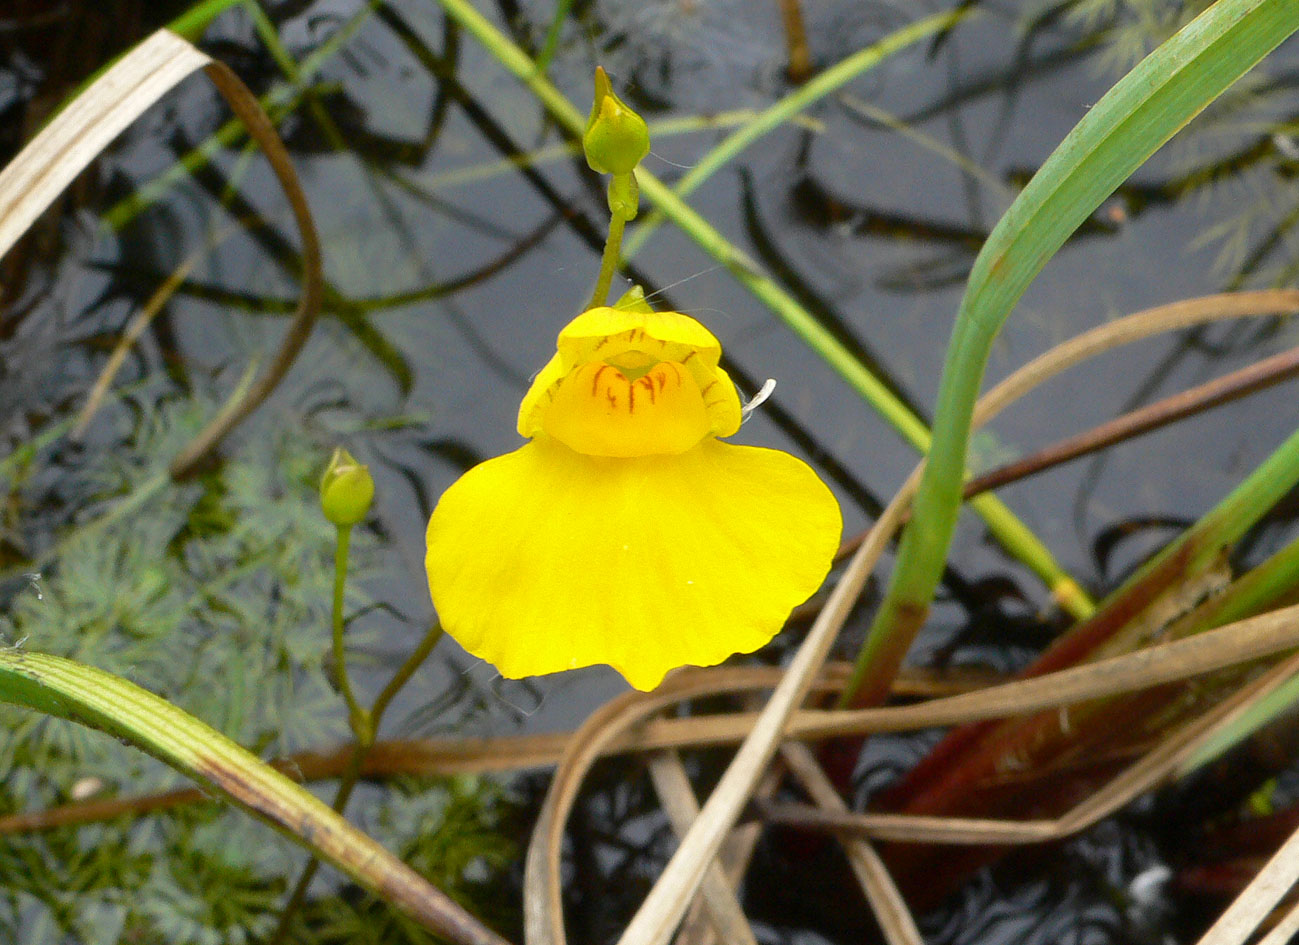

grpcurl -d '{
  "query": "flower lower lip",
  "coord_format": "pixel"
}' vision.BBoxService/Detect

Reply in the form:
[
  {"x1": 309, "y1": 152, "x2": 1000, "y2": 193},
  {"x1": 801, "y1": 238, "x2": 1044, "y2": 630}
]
[{"x1": 425, "y1": 436, "x2": 841, "y2": 691}]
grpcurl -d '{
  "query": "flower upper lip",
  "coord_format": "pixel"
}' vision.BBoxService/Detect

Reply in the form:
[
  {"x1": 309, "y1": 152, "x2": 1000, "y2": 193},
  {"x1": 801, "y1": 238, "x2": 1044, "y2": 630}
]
[{"x1": 518, "y1": 307, "x2": 742, "y2": 449}]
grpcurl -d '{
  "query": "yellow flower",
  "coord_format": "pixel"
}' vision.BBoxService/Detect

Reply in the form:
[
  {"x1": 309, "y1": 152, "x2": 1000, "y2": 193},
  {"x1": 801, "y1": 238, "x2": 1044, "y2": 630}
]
[{"x1": 424, "y1": 307, "x2": 842, "y2": 691}]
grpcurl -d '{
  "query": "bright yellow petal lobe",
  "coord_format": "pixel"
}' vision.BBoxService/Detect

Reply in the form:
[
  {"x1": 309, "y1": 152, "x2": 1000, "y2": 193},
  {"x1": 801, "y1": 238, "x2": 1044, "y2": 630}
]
[
  {"x1": 544, "y1": 361, "x2": 710, "y2": 456},
  {"x1": 705, "y1": 365, "x2": 742, "y2": 437},
  {"x1": 425, "y1": 438, "x2": 841, "y2": 691},
  {"x1": 517, "y1": 352, "x2": 566, "y2": 438},
  {"x1": 557, "y1": 307, "x2": 721, "y2": 368}
]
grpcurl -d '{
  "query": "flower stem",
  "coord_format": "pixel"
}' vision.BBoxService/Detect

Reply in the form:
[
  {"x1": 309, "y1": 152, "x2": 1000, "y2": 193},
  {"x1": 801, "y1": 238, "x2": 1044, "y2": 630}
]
[
  {"x1": 270, "y1": 614, "x2": 449, "y2": 942},
  {"x1": 589, "y1": 207, "x2": 627, "y2": 309},
  {"x1": 372, "y1": 621, "x2": 445, "y2": 724},
  {"x1": 331, "y1": 525, "x2": 370, "y2": 744}
]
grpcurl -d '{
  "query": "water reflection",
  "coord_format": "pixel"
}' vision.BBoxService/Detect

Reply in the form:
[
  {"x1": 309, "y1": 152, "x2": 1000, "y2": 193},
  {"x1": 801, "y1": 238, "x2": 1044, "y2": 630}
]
[{"x1": 5, "y1": 0, "x2": 1299, "y2": 941}]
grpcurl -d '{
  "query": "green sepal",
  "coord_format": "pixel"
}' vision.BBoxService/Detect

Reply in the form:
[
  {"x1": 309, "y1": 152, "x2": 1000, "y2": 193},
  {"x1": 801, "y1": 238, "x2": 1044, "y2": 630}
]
[{"x1": 613, "y1": 285, "x2": 655, "y2": 313}]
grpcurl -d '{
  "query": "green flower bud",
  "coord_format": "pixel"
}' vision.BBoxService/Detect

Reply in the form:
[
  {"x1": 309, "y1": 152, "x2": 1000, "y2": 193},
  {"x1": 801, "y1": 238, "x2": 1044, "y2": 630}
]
[
  {"x1": 583, "y1": 67, "x2": 649, "y2": 176},
  {"x1": 613, "y1": 284, "x2": 655, "y2": 313},
  {"x1": 320, "y1": 448, "x2": 374, "y2": 527}
]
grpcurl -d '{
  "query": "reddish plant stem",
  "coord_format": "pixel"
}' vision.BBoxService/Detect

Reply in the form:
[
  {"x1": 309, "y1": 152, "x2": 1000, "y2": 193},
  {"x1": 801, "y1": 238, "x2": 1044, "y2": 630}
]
[{"x1": 834, "y1": 344, "x2": 1299, "y2": 563}]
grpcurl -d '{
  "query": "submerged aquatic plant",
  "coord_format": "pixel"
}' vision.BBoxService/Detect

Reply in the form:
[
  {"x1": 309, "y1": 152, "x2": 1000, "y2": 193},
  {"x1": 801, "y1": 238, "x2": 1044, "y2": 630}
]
[{"x1": 424, "y1": 305, "x2": 842, "y2": 691}]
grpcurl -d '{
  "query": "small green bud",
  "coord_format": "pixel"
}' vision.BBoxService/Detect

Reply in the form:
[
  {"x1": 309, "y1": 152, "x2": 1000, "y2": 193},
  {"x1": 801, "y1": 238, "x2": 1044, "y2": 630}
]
[
  {"x1": 613, "y1": 285, "x2": 655, "y2": 313},
  {"x1": 320, "y1": 448, "x2": 374, "y2": 527},
  {"x1": 583, "y1": 67, "x2": 649, "y2": 176}
]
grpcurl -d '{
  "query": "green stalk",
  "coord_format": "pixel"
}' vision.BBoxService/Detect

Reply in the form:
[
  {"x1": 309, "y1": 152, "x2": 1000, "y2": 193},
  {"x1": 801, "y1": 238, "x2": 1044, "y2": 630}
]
[
  {"x1": 0, "y1": 650, "x2": 505, "y2": 945},
  {"x1": 842, "y1": 0, "x2": 1299, "y2": 707},
  {"x1": 272, "y1": 617, "x2": 447, "y2": 942},
  {"x1": 330, "y1": 525, "x2": 370, "y2": 744},
  {"x1": 590, "y1": 209, "x2": 627, "y2": 308},
  {"x1": 274, "y1": 511, "x2": 367, "y2": 942},
  {"x1": 275, "y1": 494, "x2": 446, "y2": 942},
  {"x1": 534, "y1": 0, "x2": 576, "y2": 75},
  {"x1": 241, "y1": 0, "x2": 303, "y2": 81},
  {"x1": 433, "y1": 0, "x2": 1092, "y2": 616},
  {"x1": 621, "y1": 7, "x2": 970, "y2": 259},
  {"x1": 370, "y1": 622, "x2": 445, "y2": 723}
]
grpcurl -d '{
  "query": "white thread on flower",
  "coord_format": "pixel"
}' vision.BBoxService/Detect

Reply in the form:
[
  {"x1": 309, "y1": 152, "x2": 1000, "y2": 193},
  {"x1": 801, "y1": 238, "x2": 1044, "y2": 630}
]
[{"x1": 740, "y1": 378, "x2": 776, "y2": 421}]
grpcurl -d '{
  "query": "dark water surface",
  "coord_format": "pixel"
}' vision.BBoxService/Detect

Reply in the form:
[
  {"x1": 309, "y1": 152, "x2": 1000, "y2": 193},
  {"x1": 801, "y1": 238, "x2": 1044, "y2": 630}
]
[{"x1": 5, "y1": 1, "x2": 1299, "y2": 942}]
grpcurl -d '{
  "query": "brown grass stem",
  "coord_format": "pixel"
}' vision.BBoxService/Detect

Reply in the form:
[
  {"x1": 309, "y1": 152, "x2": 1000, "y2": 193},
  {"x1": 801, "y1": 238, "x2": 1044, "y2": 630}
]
[{"x1": 964, "y1": 343, "x2": 1299, "y2": 498}]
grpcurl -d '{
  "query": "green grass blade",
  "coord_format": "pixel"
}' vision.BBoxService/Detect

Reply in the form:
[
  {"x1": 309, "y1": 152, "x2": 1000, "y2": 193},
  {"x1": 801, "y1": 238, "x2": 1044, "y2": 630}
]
[
  {"x1": 1182, "y1": 669, "x2": 1299, "y2": 775},
  {"x1": 168, "y1": 0, "x2": 245, "y2": 40},
  {"x1": 0, "y1": 649, "x2": 506, "y2": 945},
  {"x1": 844, "y1": 0, "x2": 1299, "y2": 706},
  {"x1": 534, "y1": 0, "x2": 576, "y2": 74},
  {"x1": 1168, "y1": 533, "x2": 1299, "y2": 772}
]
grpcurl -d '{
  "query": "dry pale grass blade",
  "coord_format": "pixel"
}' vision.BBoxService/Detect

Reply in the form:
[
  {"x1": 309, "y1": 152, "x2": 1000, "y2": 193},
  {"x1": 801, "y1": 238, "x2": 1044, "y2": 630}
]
[
  {"x1": 1, "y1": 666, "x2": 925, "y2": 836},
  {"x1": 964, "y1": 342, "x2": 1299, "y2": 498},
  {"x1": 646, "y1": 751, "x2": 758, "y2": 945},
  {"x1": 0, "y1": 782, "x2": 215, "y2": 835},
  {"x1": 611, "y1": 289, "x2": 1299, "y2": 945},
  {"x1": 763, "y1": 650, "x2": 1299, "y2": 846},
  {"x1": 973, "y1": 290, "x2": 1299, "y2": 428},
  {"x1": 613, "y1": 481, "x2": 912, "y2": 945},
  {"x1": 1053, "y1": 651, "x2": 1299, "y2": 834},
  {"x1": 0, "y1": 29, "x2": 322, "y2": 478},
  {"x1": 842, "y1": 284, "x2": 1299, "y2": 595},
  {"x1": 1196, "y1": 818, "x2": 1299, "y2": 945},
  {"x1": 757, "y1": 804, "x2": 1056, "y2": 845},
  {"x1": 524, "y1": 668, "x2": 845, "y2": 945},
  {"x1": 0, "y1": 32, "x2": 208, "y2": 257},
  {"x1": 15, "y1": 604, "x2": 1299, "y2": 842},
  {"x1": 628, "y1": 604, "x2": 1299, "y2": 748},
  {"x1": 780, "y1": 743, "x2": 922, "y2": 945},
  {"x1": 674, "y1": 765, "x2": 782, "y2": 945},
  {"x1": 811, "y1": 603, "x2": 1299, "y2": 737},
  {"x1": 72, "y1": 238, "x2": 206, "y2": 438},
  {"x1": 520, "y1": 589, "x2": 1299, "y2": 942},
  {"x1": 1255, "y1": 895, "x2": 1299, "y2": 945}
]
